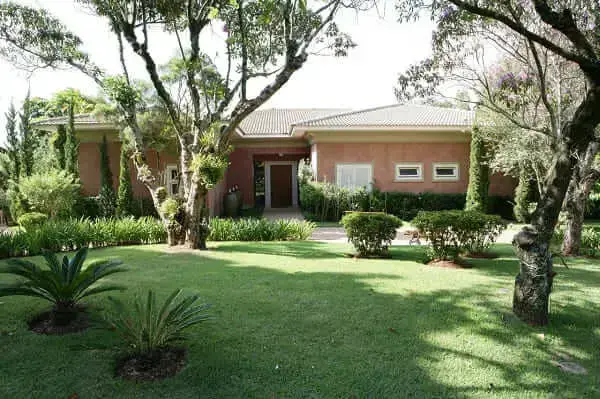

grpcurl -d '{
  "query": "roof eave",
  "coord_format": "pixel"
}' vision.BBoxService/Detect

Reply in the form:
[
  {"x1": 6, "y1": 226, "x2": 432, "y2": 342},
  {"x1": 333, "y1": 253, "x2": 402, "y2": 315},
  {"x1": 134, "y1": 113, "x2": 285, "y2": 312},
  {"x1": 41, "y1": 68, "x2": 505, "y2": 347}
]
[{"x1": 291, "y1": 124, "x2": 473, "y2": 137}]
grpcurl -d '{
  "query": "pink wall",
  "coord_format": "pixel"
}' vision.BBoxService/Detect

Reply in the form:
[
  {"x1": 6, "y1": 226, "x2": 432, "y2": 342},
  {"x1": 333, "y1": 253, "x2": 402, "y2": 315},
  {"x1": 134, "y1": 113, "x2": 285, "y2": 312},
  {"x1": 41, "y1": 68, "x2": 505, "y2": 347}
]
[
  {"x1": 315, "y1": 142, "x2": 515, "y2": 196},
  {"x1": 78, "y1": 143, "x2": 178, "y2": 198},
  {"x1": 226, "y1": 146, "x2": 309, "y2": 206}
]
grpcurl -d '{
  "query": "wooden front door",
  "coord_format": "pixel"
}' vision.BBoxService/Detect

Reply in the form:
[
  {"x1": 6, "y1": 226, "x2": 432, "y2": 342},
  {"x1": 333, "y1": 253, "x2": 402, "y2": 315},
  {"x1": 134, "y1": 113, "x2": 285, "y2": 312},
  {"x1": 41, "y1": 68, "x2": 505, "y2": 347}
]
[{"x1": 270, "y1": 164, "x2": 293, "y2": 208}]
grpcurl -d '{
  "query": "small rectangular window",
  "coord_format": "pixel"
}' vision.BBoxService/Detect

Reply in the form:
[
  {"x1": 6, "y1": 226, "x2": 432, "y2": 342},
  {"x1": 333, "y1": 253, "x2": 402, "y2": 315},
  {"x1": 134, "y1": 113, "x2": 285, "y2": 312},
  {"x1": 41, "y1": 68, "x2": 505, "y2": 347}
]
[
  {"x1": 165, "y1": 164, "x2": 180, "y2": 196},
  {"x1": 395, "y1": 163, "x2": 423, "y2": 182},
  {"x1": 336, "y1": 163, "x2": 372, "y2": 191},
  {"x1": 433, "y1": 163, "x2": 459, "y2": 181}
]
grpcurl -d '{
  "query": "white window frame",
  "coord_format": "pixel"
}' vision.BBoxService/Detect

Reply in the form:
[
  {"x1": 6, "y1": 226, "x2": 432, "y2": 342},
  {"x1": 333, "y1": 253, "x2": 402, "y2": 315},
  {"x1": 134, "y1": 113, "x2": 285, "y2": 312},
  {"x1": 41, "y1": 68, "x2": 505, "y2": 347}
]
[
  {"x1": 165, "y1": 164, "x2": 180, "y2": 196},
  {"x1": 394, "y1": 163, "x2": 423, "y2": 182},
  {"x1": 432, "y1": 162, "x2": 460, "y2": 182},
  {"x1": 335, "y1": 163, "x2": 373, "y2": 191}
]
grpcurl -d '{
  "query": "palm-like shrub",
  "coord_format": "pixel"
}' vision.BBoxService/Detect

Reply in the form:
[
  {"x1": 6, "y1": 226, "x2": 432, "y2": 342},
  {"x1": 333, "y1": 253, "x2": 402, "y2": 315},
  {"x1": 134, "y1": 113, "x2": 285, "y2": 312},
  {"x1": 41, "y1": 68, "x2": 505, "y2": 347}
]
[
  {"x1": 108, "y1": 289, "x2": 210, "y2": 355},
  {"x1": 107, "y1": 289, "x2": 210, "y2": 355},
  {"x1": 0, "y1": 247, "x2": 126, "y2": 325}
]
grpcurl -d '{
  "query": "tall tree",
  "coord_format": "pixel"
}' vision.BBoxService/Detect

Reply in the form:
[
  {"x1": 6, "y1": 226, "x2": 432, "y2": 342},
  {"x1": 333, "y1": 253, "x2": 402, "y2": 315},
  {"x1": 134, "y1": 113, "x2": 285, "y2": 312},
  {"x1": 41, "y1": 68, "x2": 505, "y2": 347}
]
[
  {"x1": 98, "y1": 135, "x2": 116, "y2": 218},
  {"x1": 4, "y1": 102, "x2": 20, "y2": 181},
  {"x1": 116, "y1": 139, "x2": 134, "y2": 218},
  {"x1": 52, "y1": 125, "x2": 67, "y2": 170},
  {"x1": 396, "y1": 1, "x2": 600, "y2": 325},
  {"x1": 64, "y1": 101, "x2": 79, "y2": 177},
  {"x1": 19, "y1": 92, "x2": 35, "y2": 177},
  {"x1": 465, "y1": 126, "x2": 489, "y2": 212},
  {"x1": 0, "y1": 1, "x2": 357, "y2": 249}
]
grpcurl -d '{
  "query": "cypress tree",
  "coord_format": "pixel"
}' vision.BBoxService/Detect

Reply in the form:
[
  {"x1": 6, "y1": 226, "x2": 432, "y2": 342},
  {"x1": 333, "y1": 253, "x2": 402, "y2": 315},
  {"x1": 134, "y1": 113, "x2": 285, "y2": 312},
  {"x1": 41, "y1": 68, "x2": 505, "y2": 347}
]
[
  {"x1": 5, "y1": 102, "x2": 20, "y2": 181},
  {"x1": 514, "y1": 166, "x2": 533, "y2": 223},
  {"x1": 19, "y1": 94, "x2": 35, "y2": 177},
  {"x1": 64, "y1": 101, "x2": 79, "y2": 177},
  {"x1": 116, "y1": 142, "x2": 135, "y2": 217},
  {"x1": 465, "y1": 127, "x2": 490, "y2": 212},
  {"x1": 98, "y1": 135, "x2": 116, "y2": 217},
  {"x1": 52, "y1": 125, "x2": 67, "y2": 170}
]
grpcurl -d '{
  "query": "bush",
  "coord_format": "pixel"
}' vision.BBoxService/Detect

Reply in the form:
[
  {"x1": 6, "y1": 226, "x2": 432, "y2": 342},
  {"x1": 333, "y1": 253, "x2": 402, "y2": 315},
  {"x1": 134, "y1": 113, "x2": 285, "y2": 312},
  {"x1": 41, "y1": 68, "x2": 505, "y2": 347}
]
[
  {"x1": 17, "y1": 212, "x2": 48, "y2": 231},
  {"x1": 107, "y1": 289, "x2": 210, "y2": 355},
  {"x1": 73, "y1": 196, "x2": 101, "y2": 219},
  {"x1": 487, "y1": 195, "x2": 514, "y2": 220},
  {"x1": 16, "y1": 170, "x2": 80, "y2": 218},
  {"x1": 208, "y1": 218, "x2": 315, "y2": 241},
  {"x1": 554, "y1": 225, "x2": 600, "y2": 257},
  {"x1": 413, "y1": 210, "x2": 506, "y2": 261},
  {"x1": 0, "y1": 247, "x2": 126, "y2": 326},
  {"x1": 341, "y1": 212, "x2": 402, "y2": 257},
  {"x1": 0, "y1": 217, "x2": 167, "y2": 259}
]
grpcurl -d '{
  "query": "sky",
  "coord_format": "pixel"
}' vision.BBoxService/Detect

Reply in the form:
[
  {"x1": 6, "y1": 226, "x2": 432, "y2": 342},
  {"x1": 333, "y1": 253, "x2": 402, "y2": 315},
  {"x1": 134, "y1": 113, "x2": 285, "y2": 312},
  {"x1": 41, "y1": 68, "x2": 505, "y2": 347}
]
[{"x1": 0, "y1": 0, "x2": 436, "y2": 145}]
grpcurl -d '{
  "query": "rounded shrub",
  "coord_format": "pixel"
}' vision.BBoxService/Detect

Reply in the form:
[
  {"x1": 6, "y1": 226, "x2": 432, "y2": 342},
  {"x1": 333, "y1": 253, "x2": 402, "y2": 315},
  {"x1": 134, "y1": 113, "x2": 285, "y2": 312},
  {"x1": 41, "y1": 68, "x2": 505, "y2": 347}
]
[
  {"x1": 412, "y1": 210, "x2": 506, "y2": 261},
  {"x1": 341, "y1": 212, "x2": 402, "y2": 257},
  {"x1": 17, "y1": 212, "x2": 48, "y2": 231}
]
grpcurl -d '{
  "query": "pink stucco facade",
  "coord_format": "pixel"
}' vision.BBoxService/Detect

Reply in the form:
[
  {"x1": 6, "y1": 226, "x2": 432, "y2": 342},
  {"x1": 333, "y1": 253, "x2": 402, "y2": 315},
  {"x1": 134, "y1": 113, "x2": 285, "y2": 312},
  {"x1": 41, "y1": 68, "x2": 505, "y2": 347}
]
[
  {"x1": 313, "y1": 142, "x2": 515, "y2": 196},
  {"x1": 224, "y1": 144, "x2": 309, "y2": 206}
]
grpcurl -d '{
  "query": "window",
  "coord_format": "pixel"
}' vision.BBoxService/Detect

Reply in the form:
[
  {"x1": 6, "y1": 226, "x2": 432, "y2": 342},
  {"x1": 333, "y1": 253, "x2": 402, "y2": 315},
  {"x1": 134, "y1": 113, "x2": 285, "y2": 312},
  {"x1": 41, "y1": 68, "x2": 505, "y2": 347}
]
[
  {"x1": 395, "y1": 163, "x2": 423, "y2": 182},
  {"x1": 165, "y1": 164, "x2": 180, "y2": 196},
  {"x1": 433, "y1": 163, "x2": 459, "y2": 181},
  {"x1": 336, "y1": 163, "x2": 373, "y2": 190}
]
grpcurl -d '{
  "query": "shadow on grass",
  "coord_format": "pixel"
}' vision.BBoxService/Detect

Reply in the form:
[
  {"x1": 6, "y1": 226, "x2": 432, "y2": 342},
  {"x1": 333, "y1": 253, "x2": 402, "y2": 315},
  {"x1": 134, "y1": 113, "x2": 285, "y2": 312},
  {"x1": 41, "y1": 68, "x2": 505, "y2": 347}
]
[{"x1": 0, "y1": 244, "x2": 598, "y2": 398}]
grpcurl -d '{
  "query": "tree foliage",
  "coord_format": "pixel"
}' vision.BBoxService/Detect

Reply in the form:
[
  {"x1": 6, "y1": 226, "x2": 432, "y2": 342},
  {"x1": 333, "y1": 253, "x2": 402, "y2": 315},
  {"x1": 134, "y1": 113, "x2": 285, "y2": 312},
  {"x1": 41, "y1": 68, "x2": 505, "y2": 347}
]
[
  {"x1": 116, "y1": 140, "x2": 134, "y2": 218},
  {"x1": 465, "y1": 126, "x2": 489, "y2": 213},
  {"x1": 19, "y1": 93, "x2": 35, "y2": 177},
  {"x1": 4, "y1": 102, "x2": 19, "y2": 182},
  {"x1": 98, "y1": 135, "x2": 116, "y2": 218}
]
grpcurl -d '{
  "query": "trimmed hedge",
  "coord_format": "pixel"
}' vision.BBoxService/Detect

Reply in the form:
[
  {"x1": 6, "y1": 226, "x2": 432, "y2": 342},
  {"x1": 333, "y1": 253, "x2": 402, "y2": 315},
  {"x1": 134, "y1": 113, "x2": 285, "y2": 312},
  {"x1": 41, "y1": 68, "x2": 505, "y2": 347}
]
[
  {"x1": 17, "y1": 212, "x2": 48, "y2": 231},
  {"x1": 413, "y1": 210, "x2": 507, "y2": 261},
  {"x1": 300, "y1": 180, "x2": 513, "y2": 221},
  {"x1": 0, "y1": 217, "x2": 167, "y2": 259},
  {"x1": 341, "y1": 212, "x2": 402, "y2": 257},
  {"x1": 73, "y1": 196, "x2": 159, "y2": 220},
  {"x1": 208, "y1": 218, "x2": 316, "y2": 241}
]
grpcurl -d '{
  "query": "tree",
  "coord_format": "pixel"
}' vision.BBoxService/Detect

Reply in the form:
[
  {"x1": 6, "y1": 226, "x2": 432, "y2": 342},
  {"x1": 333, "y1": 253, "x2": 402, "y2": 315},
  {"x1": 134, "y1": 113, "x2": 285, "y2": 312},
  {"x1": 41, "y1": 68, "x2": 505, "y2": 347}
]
[
  {"x1": 4, "y1": 102, "x2": 20, "y2": 182},
  {"x1": 98, "y1": 135, "x2": 116, "y2": 218},
  {"x1": 514, "y1": 166, "x2": 534, "y2": 223},
  {"x1": 465, "y1": 126, "x2": 489, "y2": 212},
  {"x1": 19, "y1": 92, "x2": 35, "y2": 177},
  {"x1": 52, "y1": 125, "x2": 67, "y2": 170},
  {"x1": 64, "y1": 102, "x2": 79, "y2": 177},
  {"x1": 396, "y1": 1, "x2": 600, "y2": 325},
  {"x1": 116, "y1": 139, "x2": 134, "y2": 218},
  {"x1": 0, "y1": 1, "x2": 356, "y2": 249}
]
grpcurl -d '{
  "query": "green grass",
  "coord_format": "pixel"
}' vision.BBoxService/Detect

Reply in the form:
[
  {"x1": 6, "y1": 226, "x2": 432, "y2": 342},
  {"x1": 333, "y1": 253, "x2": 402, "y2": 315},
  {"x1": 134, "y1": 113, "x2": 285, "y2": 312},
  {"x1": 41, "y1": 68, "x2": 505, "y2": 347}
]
[{"x1": 1, "y1": 242, "x2": 599, "y2": 398}]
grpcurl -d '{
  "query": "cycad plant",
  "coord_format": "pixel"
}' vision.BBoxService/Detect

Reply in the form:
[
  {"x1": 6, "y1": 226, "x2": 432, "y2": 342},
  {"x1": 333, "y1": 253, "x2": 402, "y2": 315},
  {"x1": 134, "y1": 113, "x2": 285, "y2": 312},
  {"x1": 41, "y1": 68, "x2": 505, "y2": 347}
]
[
  {"x1": 108, "y1": 289, "x2": 210, "y2": 356},
  {"x1": 0, "y1": 247, "x2": 126, "y2": 326}
]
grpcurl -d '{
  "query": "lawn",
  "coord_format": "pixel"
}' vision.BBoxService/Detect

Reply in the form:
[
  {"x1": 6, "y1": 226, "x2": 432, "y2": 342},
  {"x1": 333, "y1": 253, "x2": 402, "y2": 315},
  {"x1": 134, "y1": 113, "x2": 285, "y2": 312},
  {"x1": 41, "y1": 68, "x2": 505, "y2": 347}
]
[{"x1": 0, "y1": 242, "x2": 599, "y2": 398}]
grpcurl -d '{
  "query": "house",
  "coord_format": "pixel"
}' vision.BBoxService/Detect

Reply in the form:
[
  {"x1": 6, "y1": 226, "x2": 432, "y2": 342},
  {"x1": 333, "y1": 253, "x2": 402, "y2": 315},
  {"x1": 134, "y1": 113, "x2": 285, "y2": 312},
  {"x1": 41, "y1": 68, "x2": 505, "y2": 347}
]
[{"x1": 36, "y1": 104, "x2": 515, "y2": 216}]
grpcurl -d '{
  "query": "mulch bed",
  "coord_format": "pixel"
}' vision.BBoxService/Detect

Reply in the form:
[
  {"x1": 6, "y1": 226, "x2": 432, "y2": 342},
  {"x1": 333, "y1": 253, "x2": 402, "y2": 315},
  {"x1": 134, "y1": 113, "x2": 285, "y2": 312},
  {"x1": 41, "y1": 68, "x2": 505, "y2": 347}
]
[
  {"x1": 427, "y1": 259, "x2": 472, "y2": 269},
  {"x1": 28, "y1": 309, "x2": 90, "y2": 335},
  {"x1": 116, "y1": 347, "x2": 187, "y2": 382}
]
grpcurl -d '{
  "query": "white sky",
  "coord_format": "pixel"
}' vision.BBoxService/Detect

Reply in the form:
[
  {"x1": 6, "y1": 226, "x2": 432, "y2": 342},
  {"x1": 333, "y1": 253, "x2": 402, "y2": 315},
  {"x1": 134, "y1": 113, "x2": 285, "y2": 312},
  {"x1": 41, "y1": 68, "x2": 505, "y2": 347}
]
[{"x1": 0, "y1": 0, "x2": 436, "y2": 144}]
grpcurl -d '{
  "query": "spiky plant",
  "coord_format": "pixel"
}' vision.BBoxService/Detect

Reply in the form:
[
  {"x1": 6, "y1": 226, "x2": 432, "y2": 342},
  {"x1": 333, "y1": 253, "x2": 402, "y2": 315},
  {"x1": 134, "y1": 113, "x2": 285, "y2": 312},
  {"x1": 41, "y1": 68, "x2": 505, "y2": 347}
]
[
  {"x1": 107, "y1": 289, "x2": 210, "y2": 355},
  {"x1": 0, "y1": 247, "x2": 125, "y2": 325}
]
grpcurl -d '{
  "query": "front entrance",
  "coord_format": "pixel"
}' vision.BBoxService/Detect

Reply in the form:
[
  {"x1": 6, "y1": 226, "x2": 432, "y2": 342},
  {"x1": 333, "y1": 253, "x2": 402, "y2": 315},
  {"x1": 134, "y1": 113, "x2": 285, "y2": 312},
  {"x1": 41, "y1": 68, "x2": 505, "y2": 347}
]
[
  {"x1": 264, "y1": 161, "x2": 299, "y2": 209},
  {"x1": 270, "y1": 164, "x2": 293, "y2": 208}
]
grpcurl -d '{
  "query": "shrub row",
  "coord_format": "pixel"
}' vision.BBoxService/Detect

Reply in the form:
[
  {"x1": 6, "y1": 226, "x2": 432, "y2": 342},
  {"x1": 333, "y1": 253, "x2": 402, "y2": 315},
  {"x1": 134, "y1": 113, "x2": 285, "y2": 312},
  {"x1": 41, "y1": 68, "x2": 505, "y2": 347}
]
[
  {"x1": 300, "y1": 181, "x2": 514, "y2": 221},
  {"x1": 208, "y1": 218, "x2": 316, "y2": 241},
  {"x1": 73, "y1": 196, "x2": 158, "y2": 220},
  {"x1": 0, "y1": 217, "x2": 167, "y2": 259},
  {"x1": 413, "y1": 210, "x2": 507, "y2": 261}
]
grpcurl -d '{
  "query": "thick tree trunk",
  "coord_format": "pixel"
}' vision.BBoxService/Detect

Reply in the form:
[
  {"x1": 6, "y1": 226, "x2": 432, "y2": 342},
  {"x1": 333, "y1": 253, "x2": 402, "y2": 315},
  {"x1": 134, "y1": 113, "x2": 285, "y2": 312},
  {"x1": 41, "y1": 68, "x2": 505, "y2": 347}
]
[
  {"x1": 183, "y1": 183, "x2": 210, "y2": 250},
  {"x1": 513, "y1": 227, "x2": 554, "y2": 326},
  {"x1": 512, "y1": 84, "x2": 600, "y2": 326},
  {"x1": 561, "y1": 142, "x2": 600, "y2": 256}
]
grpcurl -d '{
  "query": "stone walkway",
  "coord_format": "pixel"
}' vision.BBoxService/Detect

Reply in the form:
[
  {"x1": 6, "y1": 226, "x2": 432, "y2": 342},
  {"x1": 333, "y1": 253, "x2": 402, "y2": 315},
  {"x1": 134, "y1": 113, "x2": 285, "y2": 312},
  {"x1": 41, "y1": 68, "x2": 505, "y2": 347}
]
[{"x1": 263, "y1": 208, "x2": 304, "y2": 221}]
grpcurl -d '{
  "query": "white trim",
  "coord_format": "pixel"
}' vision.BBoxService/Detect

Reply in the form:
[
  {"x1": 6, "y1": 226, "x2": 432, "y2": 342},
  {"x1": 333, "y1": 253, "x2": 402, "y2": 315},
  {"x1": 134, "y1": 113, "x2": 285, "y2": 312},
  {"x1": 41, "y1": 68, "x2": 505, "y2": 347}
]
[
  {"x1": 264, "y1": 161, "x2": 298, "y2": 209},
  {"x1": 165, "y1": 164, "x2": 180, "y2": 196},
  {"x1": 432, "y1": 162, "x2": 460, "y2": 182},
  {"x1": 394, "y1": 163, "x2": 424, "y2": 182},
  {"x1": 310, "y1": 144, "x2": 318, "y2": 177},
  {"x1": 335, "y1": 163, "x2": 373, "y2": 191}
]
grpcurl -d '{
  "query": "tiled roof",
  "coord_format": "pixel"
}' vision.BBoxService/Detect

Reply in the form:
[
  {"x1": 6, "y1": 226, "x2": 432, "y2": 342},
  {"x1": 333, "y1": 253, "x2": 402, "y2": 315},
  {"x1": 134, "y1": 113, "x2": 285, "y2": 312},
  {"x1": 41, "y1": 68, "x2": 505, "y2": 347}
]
[
  {"x1": 33, "y1": 104, "x2": 474, "y2": 137},
  {"x1": 293, "y1": 104, "x2": 474, "y2": 128},
  {"x1": 238, "y1": 108, "x2": 350, "y2": 136},
  {"x1": 35, "y1": 114, "x2": 103, "y2": 126}
]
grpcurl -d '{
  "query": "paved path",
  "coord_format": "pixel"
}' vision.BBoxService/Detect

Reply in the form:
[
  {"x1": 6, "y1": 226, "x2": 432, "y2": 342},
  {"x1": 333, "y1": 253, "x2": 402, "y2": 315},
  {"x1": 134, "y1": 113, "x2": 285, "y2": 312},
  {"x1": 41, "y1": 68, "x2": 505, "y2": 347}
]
[
  {"x1": 310, "y1": 225, "x2": 520, "y2": 245},
  {"x1": 263, "y1": 208, "x2": 304, "y2": 221}
]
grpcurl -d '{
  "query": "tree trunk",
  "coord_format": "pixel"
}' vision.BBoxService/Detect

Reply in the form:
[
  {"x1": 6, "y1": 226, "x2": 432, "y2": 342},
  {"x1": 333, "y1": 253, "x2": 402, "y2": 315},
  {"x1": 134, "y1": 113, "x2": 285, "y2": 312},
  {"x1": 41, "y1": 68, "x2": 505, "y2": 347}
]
[
  {"x1": 184, "y1": 184, "x2": 210, "y2": 250},
  {"x1": 513, "y1": 84, "x2": 600, "y2": 326},
  {"x1": 561, "y1": 142, "x2": 600, "y2": 256}
]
